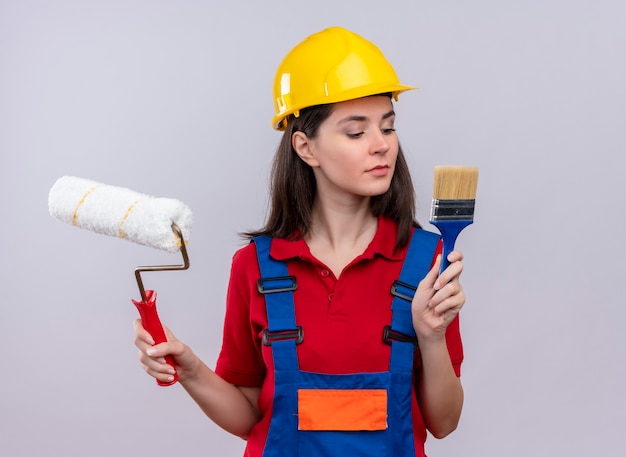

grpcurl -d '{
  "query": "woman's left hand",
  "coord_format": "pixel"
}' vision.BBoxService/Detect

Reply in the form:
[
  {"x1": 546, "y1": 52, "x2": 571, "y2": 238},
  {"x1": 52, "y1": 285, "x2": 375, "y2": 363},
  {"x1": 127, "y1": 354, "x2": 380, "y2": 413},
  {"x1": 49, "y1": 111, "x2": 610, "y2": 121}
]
[{"x1": 411, "y1": 250, "x2": 465, "y2": 342}]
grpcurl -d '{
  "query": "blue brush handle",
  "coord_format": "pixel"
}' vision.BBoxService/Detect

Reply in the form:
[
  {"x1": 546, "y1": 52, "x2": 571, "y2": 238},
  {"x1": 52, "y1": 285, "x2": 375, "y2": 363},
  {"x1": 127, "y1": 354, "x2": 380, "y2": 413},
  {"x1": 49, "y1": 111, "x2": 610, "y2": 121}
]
[{"x1": 429, "y1": 220, "x2": 473, "y2": 274}]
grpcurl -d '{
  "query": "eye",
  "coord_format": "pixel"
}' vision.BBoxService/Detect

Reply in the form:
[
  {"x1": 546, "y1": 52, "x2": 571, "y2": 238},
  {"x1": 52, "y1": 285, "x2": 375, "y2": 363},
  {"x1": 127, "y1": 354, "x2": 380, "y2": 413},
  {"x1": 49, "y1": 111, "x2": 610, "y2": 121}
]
[
  {"x1": 346, "y1": 132, "x2": 365, "y2": 139},
  {"x1": 382, "y1": 128, "x2": 396, "y2": 135}
]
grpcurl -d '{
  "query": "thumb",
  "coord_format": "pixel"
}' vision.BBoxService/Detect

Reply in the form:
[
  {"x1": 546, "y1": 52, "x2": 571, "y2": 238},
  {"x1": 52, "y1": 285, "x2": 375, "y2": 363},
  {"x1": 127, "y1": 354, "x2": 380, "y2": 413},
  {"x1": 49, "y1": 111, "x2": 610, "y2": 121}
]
[
  {"x1": 163, "y1": 325, "x2": 178, "y2": 342},
  {"x1": 418, "y1": 254, "x2": 442, "y2": 291}
]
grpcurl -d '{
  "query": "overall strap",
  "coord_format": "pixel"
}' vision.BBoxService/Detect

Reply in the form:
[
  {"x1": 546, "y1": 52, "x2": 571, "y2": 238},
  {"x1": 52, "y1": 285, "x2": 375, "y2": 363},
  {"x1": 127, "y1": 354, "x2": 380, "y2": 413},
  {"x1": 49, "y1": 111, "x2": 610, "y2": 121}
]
[
  {"x1": 252, "y1": 236, "x2": 300, "y2": 371},
  {"x1": 388, "y1": 229, "x2": 441, "y2": 372}
]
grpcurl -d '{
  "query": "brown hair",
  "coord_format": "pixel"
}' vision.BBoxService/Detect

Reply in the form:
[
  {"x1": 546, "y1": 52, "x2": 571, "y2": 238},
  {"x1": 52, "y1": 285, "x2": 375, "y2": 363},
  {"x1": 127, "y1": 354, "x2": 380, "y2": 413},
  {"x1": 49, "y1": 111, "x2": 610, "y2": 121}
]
[{"x1": 242, "y1": 98, "x2": 420, "y2": 251}]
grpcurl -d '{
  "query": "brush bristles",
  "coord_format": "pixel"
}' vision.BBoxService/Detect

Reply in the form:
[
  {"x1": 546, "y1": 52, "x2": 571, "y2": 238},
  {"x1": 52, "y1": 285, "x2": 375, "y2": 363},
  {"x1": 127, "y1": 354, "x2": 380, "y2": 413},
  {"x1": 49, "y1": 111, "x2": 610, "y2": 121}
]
[{"x1": 433, "y1": 166, "x2": 479, "y2": 200}]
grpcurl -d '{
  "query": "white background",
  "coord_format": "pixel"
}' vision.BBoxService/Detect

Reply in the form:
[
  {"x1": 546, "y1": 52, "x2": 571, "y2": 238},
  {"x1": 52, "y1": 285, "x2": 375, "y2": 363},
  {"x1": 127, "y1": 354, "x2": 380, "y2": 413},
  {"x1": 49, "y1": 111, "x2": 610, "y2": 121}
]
[{"x1": 1, "y1": 1, "x2": 624, "y2": 456}]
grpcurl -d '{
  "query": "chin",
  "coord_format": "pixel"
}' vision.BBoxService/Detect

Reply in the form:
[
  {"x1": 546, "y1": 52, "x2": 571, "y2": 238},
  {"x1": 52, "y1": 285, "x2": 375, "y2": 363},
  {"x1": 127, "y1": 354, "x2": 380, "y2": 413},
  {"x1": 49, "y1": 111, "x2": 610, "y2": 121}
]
[{"x1": 362, "y1": 183, "x2": 392, "y2": 198}]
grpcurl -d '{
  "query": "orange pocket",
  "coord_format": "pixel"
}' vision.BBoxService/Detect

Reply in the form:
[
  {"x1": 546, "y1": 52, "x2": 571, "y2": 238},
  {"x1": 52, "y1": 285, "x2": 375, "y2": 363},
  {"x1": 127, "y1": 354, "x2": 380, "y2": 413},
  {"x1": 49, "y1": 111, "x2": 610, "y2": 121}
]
[{"x1": 298, "y1": 389, "x2": 387, "y2": 431}]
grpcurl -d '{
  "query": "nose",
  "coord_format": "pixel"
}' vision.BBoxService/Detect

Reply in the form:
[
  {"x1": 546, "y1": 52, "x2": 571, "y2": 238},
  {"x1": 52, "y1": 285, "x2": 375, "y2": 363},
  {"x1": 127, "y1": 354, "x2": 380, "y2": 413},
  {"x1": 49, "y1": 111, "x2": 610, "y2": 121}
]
[{"x1": 370, "y1": 129, "x2": 391, "y2": 155}]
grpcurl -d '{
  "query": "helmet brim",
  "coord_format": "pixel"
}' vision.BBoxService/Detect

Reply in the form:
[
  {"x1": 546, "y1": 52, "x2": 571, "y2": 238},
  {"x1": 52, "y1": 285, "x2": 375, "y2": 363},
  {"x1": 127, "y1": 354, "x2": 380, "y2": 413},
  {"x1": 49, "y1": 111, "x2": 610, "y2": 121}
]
[{"x1": 272, "y1": 83, "x2": 417, "y2": 131}]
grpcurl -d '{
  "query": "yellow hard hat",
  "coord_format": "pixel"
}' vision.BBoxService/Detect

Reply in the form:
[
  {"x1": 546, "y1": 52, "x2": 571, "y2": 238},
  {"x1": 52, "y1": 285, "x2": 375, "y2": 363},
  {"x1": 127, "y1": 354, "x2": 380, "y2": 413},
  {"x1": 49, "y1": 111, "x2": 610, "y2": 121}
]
[{"x1": 272, "y1": 27, "x2": 416, "y2": 130}]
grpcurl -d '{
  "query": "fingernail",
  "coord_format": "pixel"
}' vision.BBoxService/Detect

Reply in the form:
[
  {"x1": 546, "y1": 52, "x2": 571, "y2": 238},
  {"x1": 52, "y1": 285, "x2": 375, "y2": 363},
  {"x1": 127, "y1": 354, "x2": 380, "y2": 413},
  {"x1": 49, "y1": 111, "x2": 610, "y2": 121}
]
[
  {"x1": 167, "y1": 368, "x2": 176, "y2": 375},
  {"x1": 433, "y1": 281, "x2": 441, "y2": 290},
  {"x1": 166, "y1": 375, "x2": 175, "y2": 382},
  {"x1": 146, "y1": 348, "x2": 157, "y2": 356}
]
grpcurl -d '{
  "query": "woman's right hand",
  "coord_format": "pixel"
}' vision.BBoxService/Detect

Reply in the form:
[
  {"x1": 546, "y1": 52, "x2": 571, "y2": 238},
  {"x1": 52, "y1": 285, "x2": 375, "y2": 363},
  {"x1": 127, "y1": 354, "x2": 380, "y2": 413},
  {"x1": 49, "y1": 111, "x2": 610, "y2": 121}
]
[
  {"x1": 134, "y1": 321, "x2": 262, "y2": 438},
  {"x1": 133, "y1": 319, "x2": 199, "y2": 385}
]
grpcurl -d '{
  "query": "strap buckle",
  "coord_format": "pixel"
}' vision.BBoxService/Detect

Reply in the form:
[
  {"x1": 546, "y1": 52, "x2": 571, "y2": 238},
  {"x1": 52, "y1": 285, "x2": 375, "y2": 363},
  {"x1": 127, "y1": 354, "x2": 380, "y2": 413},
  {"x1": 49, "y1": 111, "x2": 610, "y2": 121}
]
[
  {"x1": 390, "y1": 279, "x2": 417, "y2": 302},
  {"x1": 382, "y1": 325, "x2": 417, "y2": 346},
  {"x1": 257, "y1": 276, "x2": 297, "y2": 294},
  {"x1": 262, "y1": 327, "x2": 304, "y2": 346}
]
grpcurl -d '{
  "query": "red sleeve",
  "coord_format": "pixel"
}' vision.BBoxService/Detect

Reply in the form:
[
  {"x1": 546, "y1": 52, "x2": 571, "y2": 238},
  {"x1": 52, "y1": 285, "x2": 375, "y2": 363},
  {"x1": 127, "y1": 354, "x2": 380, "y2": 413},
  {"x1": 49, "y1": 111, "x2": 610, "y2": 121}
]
[
  {"x1": 214, "y1": 244, "x2": 266, "y2": 387},
  {"x1": 446, "y1": 315, "x2": 464, "y2": 377}
]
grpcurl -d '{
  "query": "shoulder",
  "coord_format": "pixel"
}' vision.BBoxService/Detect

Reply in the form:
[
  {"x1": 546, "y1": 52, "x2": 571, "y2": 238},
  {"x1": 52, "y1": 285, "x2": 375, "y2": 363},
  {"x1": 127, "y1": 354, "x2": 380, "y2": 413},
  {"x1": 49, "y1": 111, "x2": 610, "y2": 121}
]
[
  {"x1": 232, "y1": 241, "x2": 258, "y2": 265},
  {"x1": 230, "y1": 235, "x2": 307, "y2": 276},
  {"x1": 229, "y1": 241, "x2": 261, "y2": 281}
]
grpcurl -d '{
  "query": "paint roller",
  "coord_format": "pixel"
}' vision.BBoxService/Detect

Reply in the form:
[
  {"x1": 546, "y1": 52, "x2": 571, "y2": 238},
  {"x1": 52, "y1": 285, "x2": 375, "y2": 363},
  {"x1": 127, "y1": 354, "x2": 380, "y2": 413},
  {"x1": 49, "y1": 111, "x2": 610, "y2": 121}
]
[{"x1": 48, "y1": 175, "x2": 192, "y2": 386}]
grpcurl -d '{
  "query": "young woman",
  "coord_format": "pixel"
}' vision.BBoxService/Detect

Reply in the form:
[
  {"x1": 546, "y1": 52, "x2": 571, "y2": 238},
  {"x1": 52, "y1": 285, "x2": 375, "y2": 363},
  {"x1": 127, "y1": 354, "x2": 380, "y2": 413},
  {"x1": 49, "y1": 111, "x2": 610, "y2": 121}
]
[{"x1": 134, "y1": 27, "x2": 466, "y2": 457}]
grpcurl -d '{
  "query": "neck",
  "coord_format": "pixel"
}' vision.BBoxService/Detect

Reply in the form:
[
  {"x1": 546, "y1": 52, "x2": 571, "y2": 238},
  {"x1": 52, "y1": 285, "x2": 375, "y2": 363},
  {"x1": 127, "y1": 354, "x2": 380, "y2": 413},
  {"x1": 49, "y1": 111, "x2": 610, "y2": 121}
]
[
  {"x1": 305, "y1": 197, "x2": 378, "y2": 278},
  {"x1": 307, "y1": 196, "x2": 377, "y2": 250}
]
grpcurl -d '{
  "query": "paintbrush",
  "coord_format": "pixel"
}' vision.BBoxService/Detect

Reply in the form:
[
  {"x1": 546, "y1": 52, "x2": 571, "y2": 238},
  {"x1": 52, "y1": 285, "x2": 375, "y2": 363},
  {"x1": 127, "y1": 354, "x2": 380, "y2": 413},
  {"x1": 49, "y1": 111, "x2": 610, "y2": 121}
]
[{"x1": 429, "y1": 166, "x2": 479, "y2": 273}]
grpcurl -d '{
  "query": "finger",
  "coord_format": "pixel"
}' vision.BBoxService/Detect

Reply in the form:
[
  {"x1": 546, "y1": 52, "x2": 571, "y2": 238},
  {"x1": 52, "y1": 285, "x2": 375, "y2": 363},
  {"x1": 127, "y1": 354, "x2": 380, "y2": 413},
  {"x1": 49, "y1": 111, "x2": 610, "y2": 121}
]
[
  {"x1": 162, "y1": 325, "x2": 177, "y2": 342},
  {"x1": 436, "y1": 250, "x2": 464, "y2": 287},
  {"x1": 419, "y1": 254, "x2": 442, "y2": 291},
  {"x1": 138, "y1": 342, "x2": 177, "y2": 372},
  {"x1": 446, "y1": 250, "x2": 464, "y2": 263},
  {"x1": 432, "y1": 287, "x2": 465, "y2": 315},
  {"x1": 138, "y1": 349, "x2": 167, "y2": 368},
  {"x1": 433, "y1": 299, "x2": 464, "y2": 319},
  {"x1": 139, "y1": 353, "x2": 177, "y2": 382},
  {"x1": 144, "y1": 341, "x2": 174, "y2": 358},
  {"x1": 434, "y1": 259, "x2": 463, "y2": 290},
  {"x1": 133, "y1": 319, "x2": 155, "y2": 346},
  {"x1": 430, "y1": 277, "x2": 461, "y2": 306}
]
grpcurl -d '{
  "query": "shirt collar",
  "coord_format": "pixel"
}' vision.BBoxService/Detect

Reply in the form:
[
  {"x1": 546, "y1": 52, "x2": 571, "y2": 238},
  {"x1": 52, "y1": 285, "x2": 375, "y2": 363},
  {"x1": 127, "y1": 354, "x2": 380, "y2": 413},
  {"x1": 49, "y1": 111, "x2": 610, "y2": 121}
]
[{"x1": 270, "y1": 216, "x2": 404, "y2": 263}]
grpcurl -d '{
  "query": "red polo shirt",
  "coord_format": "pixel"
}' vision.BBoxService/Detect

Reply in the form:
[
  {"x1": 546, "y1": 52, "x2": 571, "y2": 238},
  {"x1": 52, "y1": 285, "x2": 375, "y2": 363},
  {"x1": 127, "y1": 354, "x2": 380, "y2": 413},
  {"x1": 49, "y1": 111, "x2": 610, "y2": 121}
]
[{"x1": 215, "y1": 216, "x2": 463, "y2": 457}]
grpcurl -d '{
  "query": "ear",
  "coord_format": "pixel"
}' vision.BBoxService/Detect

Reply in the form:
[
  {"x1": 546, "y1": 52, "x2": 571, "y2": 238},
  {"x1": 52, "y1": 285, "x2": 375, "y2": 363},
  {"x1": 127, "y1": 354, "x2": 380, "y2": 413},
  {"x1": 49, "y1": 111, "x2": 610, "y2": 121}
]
[{"x1": 292, "y1": 131, "x2": 320, "y2": 167}]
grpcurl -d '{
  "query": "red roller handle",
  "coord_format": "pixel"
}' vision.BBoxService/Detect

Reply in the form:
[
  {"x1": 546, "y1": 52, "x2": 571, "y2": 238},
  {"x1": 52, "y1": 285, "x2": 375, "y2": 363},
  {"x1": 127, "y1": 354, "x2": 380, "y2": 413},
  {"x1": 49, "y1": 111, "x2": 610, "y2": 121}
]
[{"x1": 132, "y1": 290, "x2": 178, "y2": 386}]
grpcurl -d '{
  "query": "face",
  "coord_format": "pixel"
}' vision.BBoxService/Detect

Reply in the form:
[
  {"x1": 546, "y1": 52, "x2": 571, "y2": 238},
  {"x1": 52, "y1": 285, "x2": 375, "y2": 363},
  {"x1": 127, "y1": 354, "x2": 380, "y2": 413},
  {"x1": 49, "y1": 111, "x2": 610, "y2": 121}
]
[{"x1": 292, "y1": 96, "x2": 399, "y2": 202}]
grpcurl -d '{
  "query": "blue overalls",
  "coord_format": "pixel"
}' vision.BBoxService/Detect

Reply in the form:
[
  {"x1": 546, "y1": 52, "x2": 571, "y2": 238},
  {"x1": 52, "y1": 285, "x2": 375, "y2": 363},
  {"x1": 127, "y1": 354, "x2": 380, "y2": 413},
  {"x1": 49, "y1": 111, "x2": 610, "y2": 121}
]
[{"x1": 253, "y1": 229, "x2": 440, "y2": 457}]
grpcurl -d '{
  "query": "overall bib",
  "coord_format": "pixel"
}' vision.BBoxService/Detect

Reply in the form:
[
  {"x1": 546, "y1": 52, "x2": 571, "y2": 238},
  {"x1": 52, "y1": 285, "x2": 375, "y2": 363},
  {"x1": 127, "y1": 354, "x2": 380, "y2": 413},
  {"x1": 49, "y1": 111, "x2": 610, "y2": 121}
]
[{"x1": 253, "y1": 229, "x2": 440, "y2": 457}]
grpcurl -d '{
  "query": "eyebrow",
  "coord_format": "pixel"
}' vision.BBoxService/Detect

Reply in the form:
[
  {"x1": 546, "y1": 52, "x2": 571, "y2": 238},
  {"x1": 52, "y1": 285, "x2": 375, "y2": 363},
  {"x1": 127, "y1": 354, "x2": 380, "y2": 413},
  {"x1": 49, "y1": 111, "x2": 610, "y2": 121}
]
[{"x1": 337, "y1": 110, "x2": 396, "y2": 125}]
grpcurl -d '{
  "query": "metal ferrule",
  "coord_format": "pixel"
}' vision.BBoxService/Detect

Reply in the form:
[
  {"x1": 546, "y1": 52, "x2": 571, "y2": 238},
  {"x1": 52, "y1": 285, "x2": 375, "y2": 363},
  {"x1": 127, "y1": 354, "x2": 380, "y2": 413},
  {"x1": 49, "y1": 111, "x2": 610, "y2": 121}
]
[{"x1": 430, "y1": 199, "x2": 476, "y2": 221}]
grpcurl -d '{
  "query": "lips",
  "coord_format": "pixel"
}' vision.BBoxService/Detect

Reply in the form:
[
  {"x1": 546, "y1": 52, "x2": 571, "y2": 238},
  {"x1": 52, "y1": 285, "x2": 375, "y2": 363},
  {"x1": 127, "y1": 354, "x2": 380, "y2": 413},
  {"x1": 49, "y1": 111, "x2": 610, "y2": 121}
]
[
  {"x1": 367, "y1": 165, "x2": 389, "y2": 172},
  {"x1": 366, "y1": 165, "x2": 390, "y2": 176}
]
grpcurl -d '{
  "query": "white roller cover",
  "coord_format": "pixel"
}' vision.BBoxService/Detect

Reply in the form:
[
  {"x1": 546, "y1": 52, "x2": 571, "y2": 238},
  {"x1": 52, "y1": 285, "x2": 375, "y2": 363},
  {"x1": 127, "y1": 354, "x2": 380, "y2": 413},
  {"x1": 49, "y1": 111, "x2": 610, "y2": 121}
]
[{"x1": 48, "y1": 176, "x2": 192, "y2": 253}]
